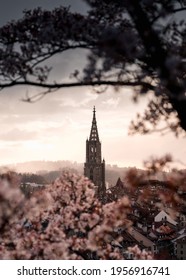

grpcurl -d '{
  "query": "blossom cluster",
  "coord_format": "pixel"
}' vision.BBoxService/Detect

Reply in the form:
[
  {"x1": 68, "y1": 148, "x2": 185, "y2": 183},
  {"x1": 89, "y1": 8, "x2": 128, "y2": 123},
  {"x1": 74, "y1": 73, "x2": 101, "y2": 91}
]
[{"x1": 0, "y1": 172, "x2": 131, "y2": 259}]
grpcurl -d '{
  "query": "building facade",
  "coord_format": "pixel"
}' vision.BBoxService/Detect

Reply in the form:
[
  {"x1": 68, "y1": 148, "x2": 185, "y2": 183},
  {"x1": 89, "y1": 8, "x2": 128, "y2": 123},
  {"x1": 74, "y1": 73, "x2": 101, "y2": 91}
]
[{"x1": 84, "y1": 107, "x2": 106, "y2": 200}]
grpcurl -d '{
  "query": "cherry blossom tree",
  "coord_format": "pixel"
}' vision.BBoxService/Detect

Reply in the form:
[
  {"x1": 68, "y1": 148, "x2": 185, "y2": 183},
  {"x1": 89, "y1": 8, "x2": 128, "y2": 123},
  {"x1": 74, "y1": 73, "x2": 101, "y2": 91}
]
[
  {"x1": 0, "y1": 0, "x2": 185, "y2": 133},
  {"x1": 1, "y1": 160, "x2": 184, "y2": 259},
  {"x1": 0, "y1": 172, "x2": 135, "y2": 260}
]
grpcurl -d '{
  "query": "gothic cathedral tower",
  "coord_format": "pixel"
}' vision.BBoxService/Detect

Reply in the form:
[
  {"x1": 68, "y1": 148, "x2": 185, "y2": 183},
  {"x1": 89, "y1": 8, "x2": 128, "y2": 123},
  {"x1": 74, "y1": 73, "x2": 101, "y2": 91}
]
[{"x1": 84, "y1": 107, "x2": 106, "y2": 200}]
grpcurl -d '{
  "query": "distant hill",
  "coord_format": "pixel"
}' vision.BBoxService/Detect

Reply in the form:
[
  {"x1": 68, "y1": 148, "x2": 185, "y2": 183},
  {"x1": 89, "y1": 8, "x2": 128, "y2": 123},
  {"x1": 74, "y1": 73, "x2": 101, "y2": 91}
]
[
  {"x1": 1, "y1": 160, "x2": 171, "y2": 186},
  {"x1": 1, "y1": 160, "x2": 130, "y2": 186},
  {"x1": 2, "y1": 160, "x2": 83, "y2": 174}
]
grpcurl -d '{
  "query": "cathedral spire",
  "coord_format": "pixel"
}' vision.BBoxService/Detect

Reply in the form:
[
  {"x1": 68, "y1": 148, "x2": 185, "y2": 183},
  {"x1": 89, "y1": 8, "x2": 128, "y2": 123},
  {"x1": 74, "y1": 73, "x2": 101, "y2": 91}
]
[
  {"x1": 93, "y1": 105, "x2": 96, "y2": 116},
  {"x1": 84, "y1": 107, "x2": 106, "y2": 202},
  {"x1": 89, "y1": 106, "x2": 99, "y2": 141}
]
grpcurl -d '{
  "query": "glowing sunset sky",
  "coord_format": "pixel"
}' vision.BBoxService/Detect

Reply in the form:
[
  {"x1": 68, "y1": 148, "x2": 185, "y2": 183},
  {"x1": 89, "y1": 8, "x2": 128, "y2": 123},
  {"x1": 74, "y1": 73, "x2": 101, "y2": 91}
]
[{"x1": 0, "y1": 0, "x2": 185, "y2": 169}]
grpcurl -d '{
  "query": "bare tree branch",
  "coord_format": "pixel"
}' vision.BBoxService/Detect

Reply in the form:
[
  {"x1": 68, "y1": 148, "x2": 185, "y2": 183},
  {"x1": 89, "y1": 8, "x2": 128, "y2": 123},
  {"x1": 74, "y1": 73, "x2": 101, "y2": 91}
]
[{"x1": 0, "y1": 80, "x2": 155, "y2": 90}]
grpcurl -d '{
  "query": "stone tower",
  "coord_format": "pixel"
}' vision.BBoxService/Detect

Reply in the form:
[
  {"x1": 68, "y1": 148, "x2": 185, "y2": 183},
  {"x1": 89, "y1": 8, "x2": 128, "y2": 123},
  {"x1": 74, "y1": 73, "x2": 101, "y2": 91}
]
[{"x1": 84, "y1": 107, "x2": 106, "y2": 200}]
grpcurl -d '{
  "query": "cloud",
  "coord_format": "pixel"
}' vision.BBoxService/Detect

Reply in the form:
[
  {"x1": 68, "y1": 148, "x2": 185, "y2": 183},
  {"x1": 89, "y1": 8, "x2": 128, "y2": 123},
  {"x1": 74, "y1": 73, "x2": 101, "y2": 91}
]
[{"x1": 0, "y1": 128, "x2": 38, "y2": 142}]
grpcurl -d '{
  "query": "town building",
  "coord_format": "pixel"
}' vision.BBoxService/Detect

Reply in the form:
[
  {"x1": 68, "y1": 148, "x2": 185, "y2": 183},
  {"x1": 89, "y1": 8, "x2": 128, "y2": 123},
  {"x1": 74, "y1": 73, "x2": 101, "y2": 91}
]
[{"x1": 173, "y1": 229, "x2": 186, "y2": 259}]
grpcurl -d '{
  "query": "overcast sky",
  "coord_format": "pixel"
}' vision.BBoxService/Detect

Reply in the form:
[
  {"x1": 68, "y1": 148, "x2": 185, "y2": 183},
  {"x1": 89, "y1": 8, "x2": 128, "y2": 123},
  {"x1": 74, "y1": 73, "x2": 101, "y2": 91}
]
[{"x1": 0, "y1": 0, "x2": 185, "y2": 169}]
